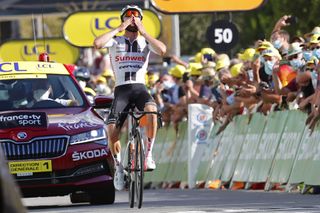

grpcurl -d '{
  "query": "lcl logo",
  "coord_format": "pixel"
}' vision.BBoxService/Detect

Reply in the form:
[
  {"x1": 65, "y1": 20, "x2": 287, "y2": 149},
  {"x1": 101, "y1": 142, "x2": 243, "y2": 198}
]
[
  {"x1": 23, "y1": 44, "x2": 56, "y2": 56},
  {"x1": 91, "y1": 17, "x2": 120, "y2": 36}
]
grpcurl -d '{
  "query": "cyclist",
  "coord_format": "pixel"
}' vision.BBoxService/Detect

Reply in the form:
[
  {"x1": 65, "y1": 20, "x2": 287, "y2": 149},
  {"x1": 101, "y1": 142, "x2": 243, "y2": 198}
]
[{"x1": 93, "y1": 4, "x2": 166, "y2": 191}]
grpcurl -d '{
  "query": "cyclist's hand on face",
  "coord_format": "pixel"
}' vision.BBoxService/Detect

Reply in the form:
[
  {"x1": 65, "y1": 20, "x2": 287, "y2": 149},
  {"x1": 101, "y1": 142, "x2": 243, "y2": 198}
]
[
  {"x1": 133, "y1": 17, "x2": 146, "y2": 35},
  {"x1": 119, "y1": 17, "x2": 132, "y2": 32}
]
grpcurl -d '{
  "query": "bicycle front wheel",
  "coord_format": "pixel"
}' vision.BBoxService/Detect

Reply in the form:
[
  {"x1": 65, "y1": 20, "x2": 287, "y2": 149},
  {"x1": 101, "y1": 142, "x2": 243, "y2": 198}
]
[
  {"x1": 135, "y1": 130, "x2": 144, "y2": 208},
  {"x1": 127, "y1": 141, "x2": 135, "y2": 208}
]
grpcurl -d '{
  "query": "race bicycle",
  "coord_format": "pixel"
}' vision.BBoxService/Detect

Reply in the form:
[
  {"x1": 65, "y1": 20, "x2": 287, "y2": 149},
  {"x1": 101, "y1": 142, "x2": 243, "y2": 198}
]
[{"x1": 118, "y1": 109, "x2": 161, "y2": 208}]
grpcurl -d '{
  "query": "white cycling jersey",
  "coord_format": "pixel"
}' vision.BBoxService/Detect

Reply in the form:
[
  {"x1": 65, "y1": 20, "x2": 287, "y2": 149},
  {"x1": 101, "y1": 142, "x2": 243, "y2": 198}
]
[{"x1": 103, "y1": 36, "x2": 153, "y2": 87}]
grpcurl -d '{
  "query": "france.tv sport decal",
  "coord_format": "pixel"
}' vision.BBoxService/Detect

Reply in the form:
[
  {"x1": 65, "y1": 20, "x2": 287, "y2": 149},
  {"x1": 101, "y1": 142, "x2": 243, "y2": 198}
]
[{"x1": 0, "y1": 112, "x2": 48, "y2": 129}]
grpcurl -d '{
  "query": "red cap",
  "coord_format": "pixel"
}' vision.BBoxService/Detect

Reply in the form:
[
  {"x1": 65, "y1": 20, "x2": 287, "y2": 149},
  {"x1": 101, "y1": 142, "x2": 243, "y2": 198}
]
[{"x1": 39, "y1": 52, "x2": 50, "y2": 62}]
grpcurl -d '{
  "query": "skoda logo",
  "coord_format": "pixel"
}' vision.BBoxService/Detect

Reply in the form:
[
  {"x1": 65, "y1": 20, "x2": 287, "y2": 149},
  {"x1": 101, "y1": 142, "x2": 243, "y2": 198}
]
[{"x1": 17, "y1": 132, "x2": 27, "y2": 140}]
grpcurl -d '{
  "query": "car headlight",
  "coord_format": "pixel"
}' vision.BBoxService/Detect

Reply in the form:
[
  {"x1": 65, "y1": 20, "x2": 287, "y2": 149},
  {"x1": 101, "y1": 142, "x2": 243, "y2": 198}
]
[{"x1": 70, "y1": 128, "x2": 106, "y2": 145}]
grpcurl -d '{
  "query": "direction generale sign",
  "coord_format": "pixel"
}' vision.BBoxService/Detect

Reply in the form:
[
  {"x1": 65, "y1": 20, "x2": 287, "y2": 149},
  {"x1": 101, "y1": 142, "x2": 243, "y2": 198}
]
[
  {"x1": 63, "y1": 10, "x2": 162, "y2": 47},
  {"x1": 151, "y1": 0, "x2": 266, "y2": 13}
]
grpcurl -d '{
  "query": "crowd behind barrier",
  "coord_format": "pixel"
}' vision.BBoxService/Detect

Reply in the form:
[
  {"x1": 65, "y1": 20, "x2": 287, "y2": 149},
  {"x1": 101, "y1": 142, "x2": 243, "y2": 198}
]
[{"x1": 73, "y1": 14, "x2": 320, "y2": 137}]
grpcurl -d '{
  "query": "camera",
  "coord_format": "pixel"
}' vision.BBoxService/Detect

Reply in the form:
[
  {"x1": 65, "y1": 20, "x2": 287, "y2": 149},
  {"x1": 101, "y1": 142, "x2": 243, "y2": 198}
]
[{"x1": 285, "y1": 16, "x2": 298, "y2": 25}]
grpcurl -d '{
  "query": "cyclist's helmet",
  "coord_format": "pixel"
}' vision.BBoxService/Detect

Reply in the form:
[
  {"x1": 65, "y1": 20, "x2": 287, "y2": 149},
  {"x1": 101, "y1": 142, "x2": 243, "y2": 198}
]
[
  {"x1": 74, "y1": 67, "x2": 91, "y2": 82},
  {"x1": 120, "y1": 5, "x2": 143, "y2": 22}
]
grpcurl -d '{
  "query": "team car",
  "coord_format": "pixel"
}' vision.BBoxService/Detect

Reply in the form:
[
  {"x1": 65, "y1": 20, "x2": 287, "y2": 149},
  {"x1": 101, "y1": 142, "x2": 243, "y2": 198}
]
[{"x1": 0, "y1": 61, "x2": 115, "y2": 204}]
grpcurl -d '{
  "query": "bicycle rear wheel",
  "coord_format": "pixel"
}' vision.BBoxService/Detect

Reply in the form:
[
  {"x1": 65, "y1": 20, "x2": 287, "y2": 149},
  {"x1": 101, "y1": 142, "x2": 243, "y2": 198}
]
[
  {"x1": 135, "y1": 130, "x2": 144, "y2": 208},
  {"x1": 127, "y1": 141, "x2": 135, "y2": 208}
]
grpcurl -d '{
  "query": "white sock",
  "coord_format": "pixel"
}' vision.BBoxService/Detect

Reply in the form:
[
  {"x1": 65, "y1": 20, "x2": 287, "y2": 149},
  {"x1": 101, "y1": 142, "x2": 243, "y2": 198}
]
[{"x1": 147, "y1": 138, "x2": 155, "y2": 158}]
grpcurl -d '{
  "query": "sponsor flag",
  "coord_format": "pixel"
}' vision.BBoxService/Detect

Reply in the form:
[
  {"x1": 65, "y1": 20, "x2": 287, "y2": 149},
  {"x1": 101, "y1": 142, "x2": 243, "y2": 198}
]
[{"x1": 188, "y1": 104, "x2": 213, "y2": 188}]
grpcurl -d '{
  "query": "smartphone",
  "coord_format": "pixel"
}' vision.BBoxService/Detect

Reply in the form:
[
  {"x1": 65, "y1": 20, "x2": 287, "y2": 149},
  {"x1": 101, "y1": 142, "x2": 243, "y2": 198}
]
[{"x1": 285, "y1": 16, "x2": 298, "y2": 24}]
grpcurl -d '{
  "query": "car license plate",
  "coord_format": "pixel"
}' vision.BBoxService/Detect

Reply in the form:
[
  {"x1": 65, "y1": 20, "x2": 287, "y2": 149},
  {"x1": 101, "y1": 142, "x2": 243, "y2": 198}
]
[{"x1": 8, "y1": 160, "x2": 52, "y2": 175}]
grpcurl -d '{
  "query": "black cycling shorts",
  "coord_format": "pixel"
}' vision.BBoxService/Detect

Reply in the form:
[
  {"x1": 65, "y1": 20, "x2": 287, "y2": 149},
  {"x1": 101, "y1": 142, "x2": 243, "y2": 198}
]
[{"x1": 107, "y1": 83, "x2": 156, "y2": 128}]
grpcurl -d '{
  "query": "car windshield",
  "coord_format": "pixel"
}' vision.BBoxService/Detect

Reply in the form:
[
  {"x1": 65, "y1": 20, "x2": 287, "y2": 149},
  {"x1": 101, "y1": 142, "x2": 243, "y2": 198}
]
[{"x1": 0, "y1": 74, "x2": 85, "y2": 111}]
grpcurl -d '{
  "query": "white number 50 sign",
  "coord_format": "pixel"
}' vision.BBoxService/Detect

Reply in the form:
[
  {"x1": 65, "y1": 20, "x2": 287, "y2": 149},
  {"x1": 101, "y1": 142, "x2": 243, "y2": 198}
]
[
  {"x1": 214, "y1": 28, "x2": 233, "y2": 44},
  {"x1": 206, "y1": 20, "x2": 239, "y2": 52}
]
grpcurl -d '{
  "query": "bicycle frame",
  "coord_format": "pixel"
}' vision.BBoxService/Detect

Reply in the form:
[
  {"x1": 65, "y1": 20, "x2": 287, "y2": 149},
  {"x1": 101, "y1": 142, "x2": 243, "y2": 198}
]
[
  {"x1": 122, "y1": 111, "x2": 145, "y2": 171},
  {"x1": 120, "y1": 110, "x2": 160, "y2": 208},
  {"x1": 122, "y1": 110, "x2": 161, "y2": 171}
]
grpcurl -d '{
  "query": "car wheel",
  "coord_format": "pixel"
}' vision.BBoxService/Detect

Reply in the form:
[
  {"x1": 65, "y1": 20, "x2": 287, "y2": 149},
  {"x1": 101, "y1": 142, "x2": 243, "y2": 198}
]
[{"x1": 89, "y1": 184, "x2": 115, "y2": 205}]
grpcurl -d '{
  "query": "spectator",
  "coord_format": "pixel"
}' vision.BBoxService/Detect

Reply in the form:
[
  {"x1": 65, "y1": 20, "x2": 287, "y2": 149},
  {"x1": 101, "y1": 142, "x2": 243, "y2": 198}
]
[
  {"x1": 270, "y1": 15, "x2": 292, "y2": 56},
  {"x1": 215, "y1": 54, "x2": 230, "y2": 72},
  {"x1": 198, "y1": 61, "x2": 217, "y2": 105},
  {"x1": 304, "y1": 26, "x2": 320, "y2": 41},
  {"x1": 95, "y1": 76, "x2": 111, "y2": 95},
  {"x1": 184, "y1": 62, "x2": 203, "y2": 103},
  {"x1": 146, "y1": 71, "x2": 160, "y2": 97},
  {"x1": 200, "y1": 47, "x2": 216, "y2": 63},
  {"x1": 155, "y1": 65, "x2": 187, "y2": 128},
  {"x1": 101, "y1": 68, "x2": 115, "y2": 94},
  {"x1": 238, "y1": 48, "x2": 256, "y2": 63},
  {"x1": 309, "y1": 34, "x2": 320, "y2": 60},
  {"x1": 273, "y1": 43, "x2": 303, "y2": 99},
  {"x1": 291, "y1": 36, "x2": 305, "y2": 44}
]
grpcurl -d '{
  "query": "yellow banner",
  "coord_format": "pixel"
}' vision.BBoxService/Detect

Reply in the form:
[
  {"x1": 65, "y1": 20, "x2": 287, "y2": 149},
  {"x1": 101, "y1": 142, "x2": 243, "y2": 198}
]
[
  {"x1": 151, "y1": 0, "x2": 266, "y2": 13},
  {"x1": 0, "y1": 61, "x2": 69, "y2": 75},
  {"x1": 63, "y1": 10, "x2": 162, "y2": 47},
  {"x1": 9, "y1": 160, "x2": 52, "y2": 174},
  {"x1": 0, "y1": 39, "x2": 79, "y2": 64}
]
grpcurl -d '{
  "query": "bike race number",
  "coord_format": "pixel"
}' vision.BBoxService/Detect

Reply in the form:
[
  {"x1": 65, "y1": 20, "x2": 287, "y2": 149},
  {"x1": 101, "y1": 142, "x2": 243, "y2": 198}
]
[{"x1": 206, "y1": 20, "x2": 239, "y2": 52}]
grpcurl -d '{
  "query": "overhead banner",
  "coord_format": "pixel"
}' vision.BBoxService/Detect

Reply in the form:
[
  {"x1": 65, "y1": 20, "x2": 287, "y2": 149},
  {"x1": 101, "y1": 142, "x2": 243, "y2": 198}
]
[
  {"x1": 151, "y1": 0, "x2": 267, "y2": 13},
  {"x1": 0, "y1": 39, "x2": 80, "y2": 64},
  {"x1": 63, "y1": 10, "x2": 162, "y2": 47}
]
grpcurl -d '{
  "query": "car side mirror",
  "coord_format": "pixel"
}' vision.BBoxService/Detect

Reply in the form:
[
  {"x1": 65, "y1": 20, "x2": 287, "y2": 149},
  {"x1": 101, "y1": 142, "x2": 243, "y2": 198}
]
[{"x1": 93, "y1": 95, "x2": 113, "y2": 109}]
